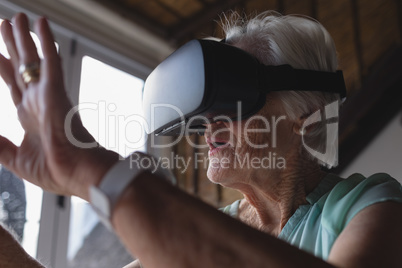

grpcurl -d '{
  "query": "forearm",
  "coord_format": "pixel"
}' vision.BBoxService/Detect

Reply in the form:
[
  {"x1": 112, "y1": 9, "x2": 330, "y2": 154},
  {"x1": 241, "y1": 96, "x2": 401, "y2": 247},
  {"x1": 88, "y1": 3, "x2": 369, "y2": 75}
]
[
  {"x1": 0, "y1": 225, "x2": 45, "y2": 268},
  {"x1": 111, "y1": 173, "x2": 335, "y2": 268}
]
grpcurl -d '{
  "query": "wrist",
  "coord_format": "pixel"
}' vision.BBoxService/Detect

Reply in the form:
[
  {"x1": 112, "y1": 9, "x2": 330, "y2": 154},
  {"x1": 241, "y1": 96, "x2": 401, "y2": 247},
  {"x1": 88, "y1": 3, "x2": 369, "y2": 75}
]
[
  {"x1": 72, "y1": 147, "x2": 120, "y2": 201},
  {"x1": 89, "y1": 152, "x2": 176, "y2": 229},
  {"x1": 87, "y1": 148, "x2": 121, "y2": 187}
]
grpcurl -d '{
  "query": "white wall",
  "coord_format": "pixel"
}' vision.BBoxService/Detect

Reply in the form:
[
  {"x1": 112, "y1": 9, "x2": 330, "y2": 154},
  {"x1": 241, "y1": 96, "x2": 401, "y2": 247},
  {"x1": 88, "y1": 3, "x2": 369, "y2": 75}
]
[{"x1": 341, "y1": 112, "x2": 402, "y2": 183}]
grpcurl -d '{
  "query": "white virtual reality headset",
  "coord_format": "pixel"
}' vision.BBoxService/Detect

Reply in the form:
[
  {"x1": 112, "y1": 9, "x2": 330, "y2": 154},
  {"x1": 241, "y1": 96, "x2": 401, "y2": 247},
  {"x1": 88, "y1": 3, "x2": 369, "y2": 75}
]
[{"x1": 143, "y1": 39, "x2": 346, "y2": 136}]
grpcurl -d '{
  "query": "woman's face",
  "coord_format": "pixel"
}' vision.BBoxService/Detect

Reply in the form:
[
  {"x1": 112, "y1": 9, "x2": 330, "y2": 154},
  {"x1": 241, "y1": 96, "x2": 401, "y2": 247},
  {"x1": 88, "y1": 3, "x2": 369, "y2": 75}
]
[{"x1": 204, "y1": 95, "x2": 299, "y2": 188}]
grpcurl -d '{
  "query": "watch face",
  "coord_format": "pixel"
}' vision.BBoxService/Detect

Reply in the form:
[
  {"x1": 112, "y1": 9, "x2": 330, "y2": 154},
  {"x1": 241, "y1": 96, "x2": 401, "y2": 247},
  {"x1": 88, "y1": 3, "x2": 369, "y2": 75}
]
[
  {"x1": 89, "y1": 185, "x2": 113, "y2": 229},
  {"x1": 88, "y1": 152, "x2": 177, "y2": 231}
]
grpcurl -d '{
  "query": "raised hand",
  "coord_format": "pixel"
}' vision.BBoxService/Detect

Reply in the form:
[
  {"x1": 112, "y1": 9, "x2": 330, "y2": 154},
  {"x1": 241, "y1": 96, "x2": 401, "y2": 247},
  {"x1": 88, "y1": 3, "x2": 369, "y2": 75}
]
[{"x1": 0, "y1": 14, "x2": 118, "y2": 200}]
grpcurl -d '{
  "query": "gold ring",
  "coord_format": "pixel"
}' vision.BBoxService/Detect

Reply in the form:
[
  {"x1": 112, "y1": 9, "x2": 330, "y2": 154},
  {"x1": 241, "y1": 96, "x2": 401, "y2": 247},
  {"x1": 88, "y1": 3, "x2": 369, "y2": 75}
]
[{"x1": 19, "y1": 62, "x2": 40, "y2": 84}]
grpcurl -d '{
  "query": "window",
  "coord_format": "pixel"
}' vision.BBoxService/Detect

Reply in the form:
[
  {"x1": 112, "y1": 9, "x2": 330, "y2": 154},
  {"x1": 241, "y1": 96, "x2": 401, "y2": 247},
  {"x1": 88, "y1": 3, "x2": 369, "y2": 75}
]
[
  {"x1": 67, "y1": 55, "x2": 145, "y2": 267},
  {"x1": 78, "y1": 56, "x2": 145, "y2": 156}
]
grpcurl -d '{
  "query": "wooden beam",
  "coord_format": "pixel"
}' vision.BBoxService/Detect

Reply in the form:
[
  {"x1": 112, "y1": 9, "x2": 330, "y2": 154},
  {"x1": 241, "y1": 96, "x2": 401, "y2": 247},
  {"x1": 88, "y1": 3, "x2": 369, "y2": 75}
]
[
  {"x1": 168, "y1": 0, "x2": 245, "y2": 44},
  {"x1": 95, "y1": 0, "x2": 169, "y2": 39},
  {"x1": 350, "y1": 0, "x2": 364, "y2": 81},
  {"x1": 153, "y1": 0, "x2": 184, "y2": 19},
  {"x1": 217, "y1": 184, "x2": 223, "y2": 206},
  {"x1": 331, "y1": 46, "x2": 402, "y2": 174},
  {"x1": 196, "y1": 0, "x2": 210, "y2": 7},
  {"x1": 311, "y1": 0, "x2": 317, "y2": 19},
  {"x1": 396, "y1": 0, "x2": 402, "y2": 42},
  {"x1": 277, "y1": 0, "x2": 285, "y2": 14},
  {"x1": 192, "y1": 135, "x2": 200, "y2": 196}
]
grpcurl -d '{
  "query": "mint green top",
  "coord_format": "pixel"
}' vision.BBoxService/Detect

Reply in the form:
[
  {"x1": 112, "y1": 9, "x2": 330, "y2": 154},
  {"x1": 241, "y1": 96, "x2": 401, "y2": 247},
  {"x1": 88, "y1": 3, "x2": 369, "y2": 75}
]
[{"x1": 220, "y1": 173, "x2": 402, "y2": 260}]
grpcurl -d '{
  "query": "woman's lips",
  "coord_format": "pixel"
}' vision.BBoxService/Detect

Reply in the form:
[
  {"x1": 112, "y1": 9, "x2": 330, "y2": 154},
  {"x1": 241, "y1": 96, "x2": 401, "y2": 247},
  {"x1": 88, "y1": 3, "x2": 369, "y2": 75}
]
[{"x1": 207, "y1": 140, "x2": 230, "y2": 156}]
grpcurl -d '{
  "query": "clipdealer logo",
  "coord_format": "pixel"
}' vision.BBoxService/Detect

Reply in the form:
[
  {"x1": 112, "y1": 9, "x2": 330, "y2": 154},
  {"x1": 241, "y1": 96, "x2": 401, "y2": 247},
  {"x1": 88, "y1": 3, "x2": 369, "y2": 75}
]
[
  {"x1": 63, "y1": 100, "x2": 340, "y2": 168},
  {"x1": 300, "y1": 100, "x2": 339, "y2": 168}
]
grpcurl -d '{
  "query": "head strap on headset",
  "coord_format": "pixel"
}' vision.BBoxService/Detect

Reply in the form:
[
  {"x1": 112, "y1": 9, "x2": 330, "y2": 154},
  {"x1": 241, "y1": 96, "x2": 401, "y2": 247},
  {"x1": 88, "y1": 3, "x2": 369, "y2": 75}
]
[{"x1": 258, "y1": 64, "x2": 347, "y2": 99}]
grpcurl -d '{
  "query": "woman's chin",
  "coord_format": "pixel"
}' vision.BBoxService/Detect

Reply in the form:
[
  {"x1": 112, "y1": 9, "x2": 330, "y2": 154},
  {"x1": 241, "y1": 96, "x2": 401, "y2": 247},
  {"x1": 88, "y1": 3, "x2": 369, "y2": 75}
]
[
  {"x1": 207, "y1": 151, "x2": 239, "y2": 185},
  {"x1": 207, "y1": 165, "x2": 223, "y2": 184},
  {"x1": 207, "y1": 164, "x2": 233, "y2": 185}
]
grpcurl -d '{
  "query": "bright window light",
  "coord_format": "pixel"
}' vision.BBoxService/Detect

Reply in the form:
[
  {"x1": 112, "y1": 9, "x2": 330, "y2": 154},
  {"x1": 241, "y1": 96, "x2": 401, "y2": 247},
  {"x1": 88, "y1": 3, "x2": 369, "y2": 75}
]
[{"x1": 79, "y1": 56, "x2": 145, "y2": 157}]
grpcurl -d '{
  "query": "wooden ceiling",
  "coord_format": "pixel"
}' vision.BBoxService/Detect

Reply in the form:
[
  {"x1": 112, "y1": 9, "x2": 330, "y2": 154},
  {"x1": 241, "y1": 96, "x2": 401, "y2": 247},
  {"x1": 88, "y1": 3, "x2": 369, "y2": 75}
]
[{"x1": 92, "y1": 0, "x2": 402, "y2": 205}]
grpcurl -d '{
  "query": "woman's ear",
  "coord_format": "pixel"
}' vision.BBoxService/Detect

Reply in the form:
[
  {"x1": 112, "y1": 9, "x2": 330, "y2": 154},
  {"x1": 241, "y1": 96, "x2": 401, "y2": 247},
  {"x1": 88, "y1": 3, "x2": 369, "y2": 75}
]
[
  {"x1": 292, "y1": 111, "x2": 321, "y2": 136},
  {"x1": 293, "y1": 117, "x2": 306, "y2": 136}
]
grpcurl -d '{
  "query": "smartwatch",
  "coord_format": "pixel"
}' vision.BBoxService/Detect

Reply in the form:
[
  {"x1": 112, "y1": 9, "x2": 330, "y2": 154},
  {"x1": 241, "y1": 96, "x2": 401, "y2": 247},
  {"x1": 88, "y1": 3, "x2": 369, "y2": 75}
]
[{"x1": 89, "y1": 152, "x2": 176, "y2": 230}]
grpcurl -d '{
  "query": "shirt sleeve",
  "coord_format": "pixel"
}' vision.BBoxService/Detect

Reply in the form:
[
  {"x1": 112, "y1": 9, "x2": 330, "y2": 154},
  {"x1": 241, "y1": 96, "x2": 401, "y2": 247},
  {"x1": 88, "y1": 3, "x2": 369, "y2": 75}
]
[{"x1": 321, "y1": 173, "x2": 402, "y2": 235}]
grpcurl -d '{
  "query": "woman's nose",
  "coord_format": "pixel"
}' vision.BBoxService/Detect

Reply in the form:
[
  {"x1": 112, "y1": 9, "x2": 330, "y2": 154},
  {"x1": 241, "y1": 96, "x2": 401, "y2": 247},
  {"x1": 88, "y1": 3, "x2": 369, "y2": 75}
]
[{"x1": 202, "y1": 121, "x2": 225, "y2": 136}]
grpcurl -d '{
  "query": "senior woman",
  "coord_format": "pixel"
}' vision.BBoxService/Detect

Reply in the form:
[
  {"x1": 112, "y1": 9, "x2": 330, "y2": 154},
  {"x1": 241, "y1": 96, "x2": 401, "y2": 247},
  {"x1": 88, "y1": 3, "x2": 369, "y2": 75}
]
[{"x1": 0, "y1": 11, "x2": 402, "y2": 268}]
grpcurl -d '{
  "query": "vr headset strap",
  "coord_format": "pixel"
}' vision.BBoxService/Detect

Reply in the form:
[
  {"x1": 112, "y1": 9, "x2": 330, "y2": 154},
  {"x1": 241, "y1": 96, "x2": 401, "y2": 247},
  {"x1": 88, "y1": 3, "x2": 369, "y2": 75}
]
[{"x1": 258, "y1": 64, "x2": 347, "y2": 98}]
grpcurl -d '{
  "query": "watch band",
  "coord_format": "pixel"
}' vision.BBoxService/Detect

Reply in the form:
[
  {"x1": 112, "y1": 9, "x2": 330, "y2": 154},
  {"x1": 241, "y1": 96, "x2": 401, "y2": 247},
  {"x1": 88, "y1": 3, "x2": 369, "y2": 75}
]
[{"x1": 90, "y1": 152, "x2": 176, "y2": 230}]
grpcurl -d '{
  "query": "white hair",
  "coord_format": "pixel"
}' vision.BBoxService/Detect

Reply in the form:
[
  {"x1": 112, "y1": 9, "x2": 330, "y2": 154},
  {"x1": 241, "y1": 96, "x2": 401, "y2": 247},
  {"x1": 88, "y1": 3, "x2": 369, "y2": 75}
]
[{"x1": 221, "y1": 11, "x2": 341, "y2": 167}]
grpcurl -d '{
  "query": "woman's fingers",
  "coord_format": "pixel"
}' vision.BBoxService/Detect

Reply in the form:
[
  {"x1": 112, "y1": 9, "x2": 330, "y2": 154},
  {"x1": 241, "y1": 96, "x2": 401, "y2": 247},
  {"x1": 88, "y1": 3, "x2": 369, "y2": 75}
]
[
  {"x1": 0, "y1": 20, "x2": 22, "y2": 105},
  {"x1": 1, "y1": 20, "x2": 19, "y2": 67},
  {"x1": 35, "y1": 17, "x2": 63, "y2": 87},
  {"x1": 0, "y1": 53, "x2": 22, "y2": 104},
  {"x1": 0, "y1": 19, "x2": 25, "y2": 91},
  {"x1": 12, "y1": 14, "x2": 41, "y2": 84},
  {"x1": 35, "y1": 17, "x2": 58, "y2": 62}
]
